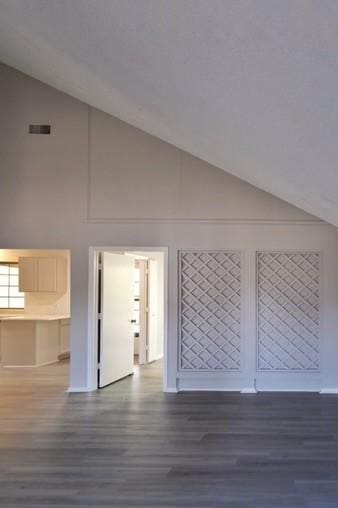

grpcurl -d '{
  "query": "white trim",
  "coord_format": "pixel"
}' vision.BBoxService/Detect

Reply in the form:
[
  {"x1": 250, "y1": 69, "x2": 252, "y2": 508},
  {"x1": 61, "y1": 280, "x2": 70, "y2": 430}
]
[
  {"x1": 165, "y1": 387, "x2": 178, "y2": 393},
  {"x1": 2, "y1": 360, "x2": 59, "y2": 368},
  {"x1": 87, "y1": 247, "x2": 99, "y2": 391},
  {"x1": 177, "y1": 377, "x2": 243, "y2": 391},
  {"x1": 84, "y1": 103, "x2": 331, "y2": 228},
  {"x1": 178, "y1": 387, "x2": 241, "y2": 392},
  {"x1": 87, "y1": 218, "x2": 325, "y2": 225},
  {"x1": 257, "y1": 388, "x2": 320, "y2": 392},
  {"x1": 149, "y1": 354, "x2": 164, "y2": 362},
  {"x1": 320, "y1": 388, "x2": 338, "y2": 394},
  {"x1": 255, "y1": 250, "x2": 323, "y2": 374},
  {"x1": 241, "y1": 387, "x2": 257, "y2": 394},
  {"x1": 67, "y1": 386, "x2": 96, "y2": 393},
  {"x1": 177, "y1": 249, "x2": 244, "y2": 373},
  {"x1": 88, "y1": 246, "x2": 169, "y2": 393}
]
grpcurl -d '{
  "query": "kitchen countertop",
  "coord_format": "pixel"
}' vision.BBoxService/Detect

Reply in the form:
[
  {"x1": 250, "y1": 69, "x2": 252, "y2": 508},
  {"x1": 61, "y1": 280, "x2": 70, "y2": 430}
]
[{"x1": 0, "y1": 314, "x2": 70, "y2": 321}]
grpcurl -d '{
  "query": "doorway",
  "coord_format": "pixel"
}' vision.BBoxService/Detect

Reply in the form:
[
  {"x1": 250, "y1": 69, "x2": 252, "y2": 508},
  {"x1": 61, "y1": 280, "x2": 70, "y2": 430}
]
[
  {"x1": 0, "y1": 249, "x2": 71, "y2": 396},
  {"x1": 88, "y1": 247, "x2": 167, "y2": 391},
  {"x1": 132, "y1": 254, "x2": 164, "y2": 367}
]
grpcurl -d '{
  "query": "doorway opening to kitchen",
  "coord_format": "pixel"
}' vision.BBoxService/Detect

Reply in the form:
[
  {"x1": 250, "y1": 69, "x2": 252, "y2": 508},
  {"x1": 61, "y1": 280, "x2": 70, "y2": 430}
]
[
  {"x1": 0, "y1": 249, "x2": 71, "y2": 394},
  {"x1": 88, "y1": 247, "x2": 167, "y2": 391}
]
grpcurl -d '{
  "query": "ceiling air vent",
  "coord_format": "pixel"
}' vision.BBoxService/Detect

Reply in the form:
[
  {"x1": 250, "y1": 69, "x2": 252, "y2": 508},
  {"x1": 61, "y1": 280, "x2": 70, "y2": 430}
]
[{"x1": 29, "y1": 124, "x2": 51, "y2": 134}]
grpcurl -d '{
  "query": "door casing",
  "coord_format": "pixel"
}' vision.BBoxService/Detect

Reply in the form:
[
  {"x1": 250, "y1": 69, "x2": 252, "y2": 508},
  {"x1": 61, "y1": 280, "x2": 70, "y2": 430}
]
[{"x1": 88, "y1": 246, "x2": 168, "y2": 392}]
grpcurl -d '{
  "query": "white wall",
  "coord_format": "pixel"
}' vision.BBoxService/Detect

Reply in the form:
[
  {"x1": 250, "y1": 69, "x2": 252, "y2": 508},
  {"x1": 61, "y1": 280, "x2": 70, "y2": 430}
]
[{"x1": 1, "y1": 63, "x2": 338, "y2": 392}]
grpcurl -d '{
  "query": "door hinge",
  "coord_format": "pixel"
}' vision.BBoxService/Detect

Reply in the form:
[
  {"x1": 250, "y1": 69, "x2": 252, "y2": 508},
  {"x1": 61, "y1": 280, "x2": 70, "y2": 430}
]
[{"x1": 97, "y1": 362, "x2": 101, "y2": 369}]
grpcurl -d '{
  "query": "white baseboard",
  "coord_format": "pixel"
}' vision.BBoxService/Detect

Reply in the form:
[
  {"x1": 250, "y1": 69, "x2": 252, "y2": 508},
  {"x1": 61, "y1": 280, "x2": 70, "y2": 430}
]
[
  {"x1": 2, "y1": 360, "x2": 59, "y2": 368},
  {"x1": 320, "y1": 388, "x2": 338, "y2": 394},
  {"x1": 257, "y1": 388, "x2": 320, "y2": 392},
  {"x1": 178, "y1": 387, "x2": 241, "y2": 392},
  {"x1": 241, "y1": 387, "x2": 257, "y2": 394},
  {"x1": 177, "y1": 376, "x2": 242, "y2": 391},
  {"x1": 165, "y1": 387, "x2": 178, "y2": 393},
  {"x1": 67, "y1": 386, "x2": 96, "y2": 393},
  {"x1": 147, "y1": 355, "x2": 163, "y2": 365}
]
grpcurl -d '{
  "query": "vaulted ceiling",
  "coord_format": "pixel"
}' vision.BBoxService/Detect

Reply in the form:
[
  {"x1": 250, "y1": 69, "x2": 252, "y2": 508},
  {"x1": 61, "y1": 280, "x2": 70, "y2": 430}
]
[{"x1": 0, "y1": 0, "x2": 338, "y2": 225}]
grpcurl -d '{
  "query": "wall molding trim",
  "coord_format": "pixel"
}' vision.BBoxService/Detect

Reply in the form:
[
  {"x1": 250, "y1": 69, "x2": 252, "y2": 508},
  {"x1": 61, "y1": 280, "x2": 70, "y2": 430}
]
[
  {"x1": 178, "y1": 250, "x2": 242, "y2": 372},
  {"x1": 86, "y1": 217, "x2": 325, "y2": 226},
  {"x1": 320, "y1": 388, "x2": 338, "y2": 394},
  {"x1": 241, "y1": 387, "x2": 257, "y2": 394},
  {"x1": 3, "y1": 360, "x2": 58, "y2": 368},
  {"x1": 257, "y1": 388, "x2": 321, "y2": 392},
  {"x1": 256, "y1": 251, "x2": 321, "y2": 373},
  {"x1": 178, "y1": 387, "x2": 242, "y2": 392},
  {"x1": 85, "y1": 109, "x2": 327, "y2": 228}
]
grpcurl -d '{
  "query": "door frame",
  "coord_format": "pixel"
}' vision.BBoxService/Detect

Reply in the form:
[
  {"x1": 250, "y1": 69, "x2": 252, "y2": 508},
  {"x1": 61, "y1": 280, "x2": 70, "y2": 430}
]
[
  {"x1": 136, "y1": 259, "x2": 148, "y2": 365},
  {"x1": 87, "y1": 246, "x2": 169, "y2": 392}
]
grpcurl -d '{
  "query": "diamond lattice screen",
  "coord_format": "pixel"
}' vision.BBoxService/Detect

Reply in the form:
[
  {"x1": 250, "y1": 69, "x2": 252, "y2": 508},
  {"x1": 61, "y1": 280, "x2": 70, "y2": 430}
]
[
  {"x1": 257, "y1": 252, "x2": 320, "y2": 371},
  {"x1": 179, "y1": 251, "x2": 241, "y2": 370}
]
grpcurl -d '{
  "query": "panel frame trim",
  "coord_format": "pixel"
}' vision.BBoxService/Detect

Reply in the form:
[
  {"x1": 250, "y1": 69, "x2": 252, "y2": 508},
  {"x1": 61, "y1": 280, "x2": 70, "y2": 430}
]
[
  {"x1": 255, "y1": 249, "x2": 323, "y2": 374},
  {"x1": 178, "y1": 249, "x2": 245, "y2": 373}
]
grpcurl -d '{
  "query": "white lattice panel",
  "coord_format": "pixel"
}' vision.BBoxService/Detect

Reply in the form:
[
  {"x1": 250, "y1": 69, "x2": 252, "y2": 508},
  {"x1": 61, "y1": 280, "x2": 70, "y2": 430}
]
[
  {"x1": 257, "y1": 252, "x2": 320, "y2": 371},
  {"x1": 179, "y1": 251, "x2": 241, "y2": 370}
]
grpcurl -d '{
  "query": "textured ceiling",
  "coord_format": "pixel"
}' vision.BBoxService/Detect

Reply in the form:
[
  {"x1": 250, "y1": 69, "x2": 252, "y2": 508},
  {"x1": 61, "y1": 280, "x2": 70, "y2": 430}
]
[{"x1": 0, "y1": 0, "x2": 338, "y2": 225}]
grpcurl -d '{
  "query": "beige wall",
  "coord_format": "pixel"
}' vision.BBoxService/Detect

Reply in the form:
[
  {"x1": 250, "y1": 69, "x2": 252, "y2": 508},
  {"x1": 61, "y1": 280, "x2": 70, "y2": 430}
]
[
  {"x1": 1, "y1": 63, "x2": 338, "y2": 391},
  {"x1": 88, "y1": 109, "x2": 317, "y2": 223}
]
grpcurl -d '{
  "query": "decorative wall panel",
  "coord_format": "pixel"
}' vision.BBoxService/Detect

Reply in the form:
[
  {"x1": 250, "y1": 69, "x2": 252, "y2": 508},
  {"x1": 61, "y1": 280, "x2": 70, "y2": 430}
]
[
  {"x1": 257, "y1": 252, "x2": 320, "y2": 371},
  {"x1": 179, "y1": 251, "x2": 241, "y2": 370}
]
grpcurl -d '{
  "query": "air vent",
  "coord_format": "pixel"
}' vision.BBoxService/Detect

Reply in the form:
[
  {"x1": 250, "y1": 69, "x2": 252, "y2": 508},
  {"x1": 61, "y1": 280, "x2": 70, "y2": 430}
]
[{"x1": 29, "y1": 124, "x2": 51, "y2": 135}]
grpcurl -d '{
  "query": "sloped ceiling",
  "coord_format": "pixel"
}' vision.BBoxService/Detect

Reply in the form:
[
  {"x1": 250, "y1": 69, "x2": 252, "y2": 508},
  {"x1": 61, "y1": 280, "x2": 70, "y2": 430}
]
[{"x1": 0, "y1": 0, "x2": 337, "y2": 225}]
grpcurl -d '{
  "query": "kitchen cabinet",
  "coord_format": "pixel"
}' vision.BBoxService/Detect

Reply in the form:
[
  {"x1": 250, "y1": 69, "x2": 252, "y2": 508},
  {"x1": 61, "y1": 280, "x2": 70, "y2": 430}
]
[
  {"x1": 1, "y1": 319, "x2": 58, "y2": 366},
  {"x1": 59, "y1": 318, "x2": 70, "y2": 357},
  {"x1": 37, "y1": 257, "x2": 57, "y2": 292},
  {"x1": 19, "y1": 257, "x2": 38, "y2": 292},
  {"x1": 19, "y1": 256, "x2": 67, "y2": 293},
  {"x1": 0, "y1": 315, "x2": 70, "y2": 367}
]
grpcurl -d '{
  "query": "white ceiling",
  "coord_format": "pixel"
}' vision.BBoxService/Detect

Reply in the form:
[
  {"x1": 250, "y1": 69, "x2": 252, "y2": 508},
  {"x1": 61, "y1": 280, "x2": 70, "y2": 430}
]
[{"x1": 0, "y1": 0, "x2": 338, "y2": 225}]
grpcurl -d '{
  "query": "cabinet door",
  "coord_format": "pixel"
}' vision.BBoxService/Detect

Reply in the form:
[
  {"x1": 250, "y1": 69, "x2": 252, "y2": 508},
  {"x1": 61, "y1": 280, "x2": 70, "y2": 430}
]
[
  {"x1": 19, "y1": 257, "x2": 38, "y2": 292},
  {"x1": 38, "y1": 258, "x2": 57, "y2": 292},
  {"x1": 59, "y1": 320, "x2": 70, "y2": 354}
]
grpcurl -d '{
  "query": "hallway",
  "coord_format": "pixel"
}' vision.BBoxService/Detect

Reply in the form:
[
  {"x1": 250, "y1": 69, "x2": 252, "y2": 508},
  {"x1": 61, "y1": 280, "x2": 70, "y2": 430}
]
[{"x1": 1, "y1": 361, "x2": 338, "y2": 506}]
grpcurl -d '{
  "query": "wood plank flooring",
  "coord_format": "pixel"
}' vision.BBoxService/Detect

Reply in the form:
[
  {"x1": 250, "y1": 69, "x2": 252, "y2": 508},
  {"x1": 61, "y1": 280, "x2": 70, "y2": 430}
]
[{"x1": 1, "y1": 361, "x2": 338, "y2": 507}]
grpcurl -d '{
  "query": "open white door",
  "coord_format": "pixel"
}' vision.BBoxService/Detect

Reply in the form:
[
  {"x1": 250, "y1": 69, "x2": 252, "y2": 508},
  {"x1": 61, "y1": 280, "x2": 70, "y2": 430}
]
[
  {"x1": 147, "y1": 259, "x2": 159, "y2": 363},
  {"x1": 99, "y1": 252, "x2": 134, "y2": 388}
]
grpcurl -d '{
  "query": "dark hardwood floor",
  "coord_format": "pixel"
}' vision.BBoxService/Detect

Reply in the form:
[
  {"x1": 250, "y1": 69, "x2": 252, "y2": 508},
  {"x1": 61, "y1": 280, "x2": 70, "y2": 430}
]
[{"x1": 1, "y1": 361, "x2": 338, "y2": 507}]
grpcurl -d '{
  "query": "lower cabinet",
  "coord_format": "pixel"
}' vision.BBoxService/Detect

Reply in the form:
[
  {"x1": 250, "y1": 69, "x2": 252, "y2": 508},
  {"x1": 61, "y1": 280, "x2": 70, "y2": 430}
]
[
  {"x1": 0, "y1": 318, "x2": 71, "y2": 367},
  {"x1": 59, "y1": 319, "x2": 70, "y2": 358},
  {"x1": 1, "y1": 320, "x2": 60, "y2": 367}
]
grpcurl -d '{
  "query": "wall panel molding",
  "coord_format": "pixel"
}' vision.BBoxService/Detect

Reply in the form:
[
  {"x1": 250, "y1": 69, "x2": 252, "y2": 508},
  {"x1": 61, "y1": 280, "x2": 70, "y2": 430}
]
[
  {"x1": 179, "y1": 250, "x2": 242, "y2": 371},
  {"x1": 256, "y1": 251, "x2": 321, "y2": 372},
  {"x1": 85, "y1": 108, "x2": 324, "y2": 225},
  {"x1": 86, "y1": 217, "x2": 324, "y2": 225}
]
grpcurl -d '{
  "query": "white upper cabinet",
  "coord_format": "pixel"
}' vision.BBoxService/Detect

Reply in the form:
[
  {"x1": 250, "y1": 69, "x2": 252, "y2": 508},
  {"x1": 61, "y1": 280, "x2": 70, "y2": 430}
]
[
  {"x1": 37, "y1": 258, "x2": 57, "y2": 292},
  {"x1": 19, "y1": 257, "x2": 67, "y2": 293},
  {"x1": 19, "y1": 257, "x2": 38, "y2": 292}
]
